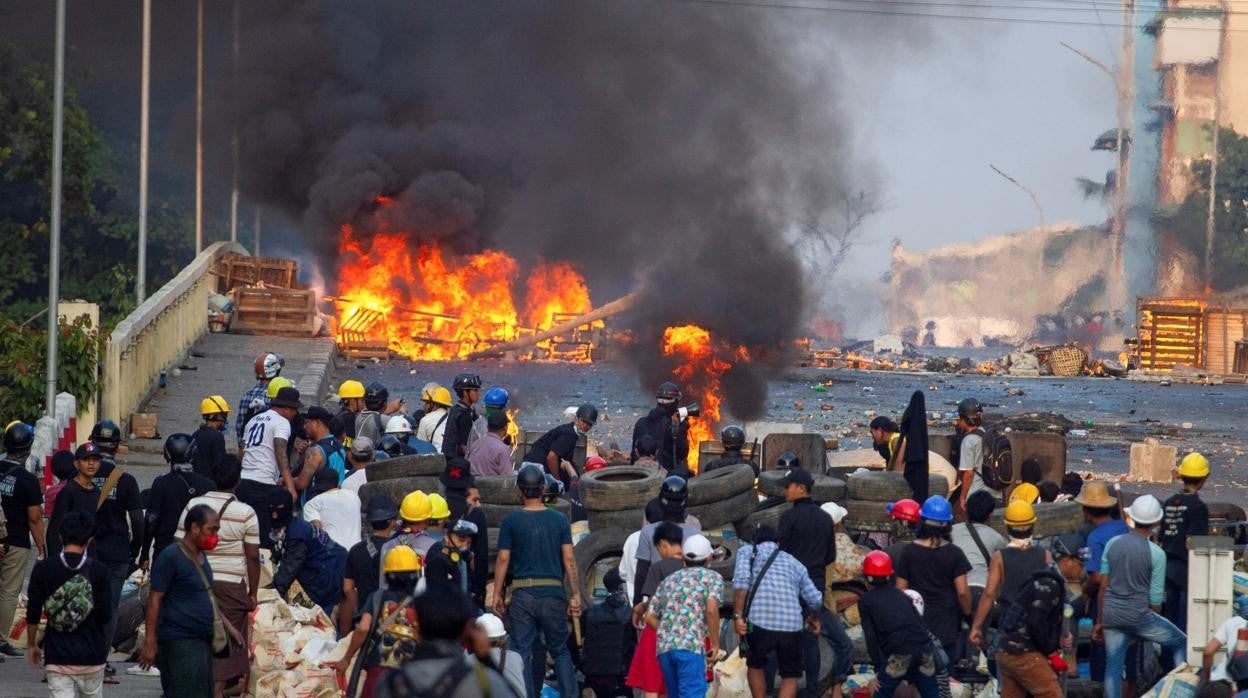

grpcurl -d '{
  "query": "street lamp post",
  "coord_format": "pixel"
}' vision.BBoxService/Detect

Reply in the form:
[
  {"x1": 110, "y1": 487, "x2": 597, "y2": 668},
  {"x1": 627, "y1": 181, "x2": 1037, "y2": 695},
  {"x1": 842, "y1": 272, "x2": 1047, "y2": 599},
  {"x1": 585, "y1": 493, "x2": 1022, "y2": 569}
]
[
  {"x1": 137, "y1": 0, "x2": 151, "y2": 304},
  {"x1": 45, "y1": 0, "x2": 66, "y2": 416}
]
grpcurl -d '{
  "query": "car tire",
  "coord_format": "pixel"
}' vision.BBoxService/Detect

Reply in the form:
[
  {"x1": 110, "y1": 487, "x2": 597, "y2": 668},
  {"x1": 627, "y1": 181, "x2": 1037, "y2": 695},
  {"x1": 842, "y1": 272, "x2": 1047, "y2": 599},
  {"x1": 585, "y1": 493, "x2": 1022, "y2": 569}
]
[
  {"x1": 358, "y1": 476, "x2": 442, "y2": 511},
  {"x1": 732, "y1": 497, "x2": 792, "y2": 541},
  {"x1": 758, "y1": 471, "x2": 847, "y2": 503},
  {"x1": 846, "y1": 471, "x2": 950, "y2": 502},
  {"x1": 987, "y1": 500, "x2": 1084, "y2": 538},
  {"x1": 587, "y1": 507, "x2": 648, "y2": 532},
  {"x1": 363, "y1": 453, "x2": 446, "y2": 481},
  {"x1": 688, "y1": 463, "x2": 756, "y2": 505},
  {"x1": 580, "y1": 467, "x2": 663, "y2": 511},
  {"x1": 475, "y1": 475, "x2": 520, "y2": 505},
  {"x1": 480, "y1": 498, "x2": 571, "y2": 528},
  {"x1": 688, "y1": 490, "x2": 760, "y2": 529},
  {"x1": 840, "y1": 498, "x2": 898, "y2": 534}
]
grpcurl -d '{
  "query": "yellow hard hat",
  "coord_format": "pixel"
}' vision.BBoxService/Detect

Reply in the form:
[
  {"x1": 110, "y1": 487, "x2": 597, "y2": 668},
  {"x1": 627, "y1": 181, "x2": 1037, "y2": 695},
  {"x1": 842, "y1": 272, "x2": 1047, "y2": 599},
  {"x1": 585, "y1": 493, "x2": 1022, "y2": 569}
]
[
  {"x1": 339, "y1": 380, "x2": 366, "y2": 399},
  {"x1": 400, "y1": 491, "x2": 431, "y2": 522},
  {"x1": 428, "y1": 493, "x2": 451, "y2": 521},
  {"x1": 428, "y1": 386, "x2": 453, "y2": 408},
  {"x1": 420, "y1": 382, "x2": 444, "y2": 402},
  {"x1": 1009, "y1": 483, "x2": 1040, "y2": 505},
  {"x1": 1178, "y1": 452, "x2": 1210, "y2": 479},
  {"x1": 266, "y1": 376, "x2": 294, "y2": 399},
  {"x1": 1004, "y1": 500, "x2": 1037, "y2": 527},
  {"x1": 200, "y1": 395, "x2": 230, "y2": 417},
  {"x1": 382, "y1": 545, "x2": 422, "y2": 573}
]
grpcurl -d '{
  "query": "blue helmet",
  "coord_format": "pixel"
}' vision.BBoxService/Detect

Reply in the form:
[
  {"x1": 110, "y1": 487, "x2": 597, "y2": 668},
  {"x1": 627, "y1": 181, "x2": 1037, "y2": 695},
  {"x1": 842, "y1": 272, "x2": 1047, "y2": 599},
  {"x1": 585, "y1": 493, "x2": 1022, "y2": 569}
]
[
  {"x1": 919, "y1": 495, "x2": 953, "y2": 523},
  {"x1": 483, "y1": 386, "x2": 510, "y2": 408}
]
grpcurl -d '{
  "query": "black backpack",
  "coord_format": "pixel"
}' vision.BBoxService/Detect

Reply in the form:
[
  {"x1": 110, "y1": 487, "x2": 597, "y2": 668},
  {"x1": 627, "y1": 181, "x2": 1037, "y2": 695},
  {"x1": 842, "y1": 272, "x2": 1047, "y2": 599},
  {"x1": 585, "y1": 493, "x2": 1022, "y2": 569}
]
[{"x1": 973, "y1": 427, "x2": 1014, "y2": 491}]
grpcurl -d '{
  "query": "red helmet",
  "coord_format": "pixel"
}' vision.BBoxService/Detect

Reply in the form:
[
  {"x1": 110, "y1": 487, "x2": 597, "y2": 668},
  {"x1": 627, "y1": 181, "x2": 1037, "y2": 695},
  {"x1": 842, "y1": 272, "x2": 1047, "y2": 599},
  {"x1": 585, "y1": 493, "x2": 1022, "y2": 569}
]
[
  {"x1": 887, "y1": 498, "x2": 921, "y2": 523},
  {"x1": 863, "y1": 550, "x2": 894, "y2": 578},
  {"x1": 584, "y1": 456, "x2": 607, "y2": 473}
]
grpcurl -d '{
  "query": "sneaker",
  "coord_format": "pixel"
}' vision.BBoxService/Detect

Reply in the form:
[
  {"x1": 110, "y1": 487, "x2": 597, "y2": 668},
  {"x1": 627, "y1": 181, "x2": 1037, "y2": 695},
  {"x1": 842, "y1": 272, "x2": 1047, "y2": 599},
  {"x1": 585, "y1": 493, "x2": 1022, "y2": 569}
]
[
  {"x1": 0, "y1": 643, "x2": 24, "y2": 657},
  {"x1": 125, "y1": 665, "x2": 160, "y2": 677},
  {"x1": 104, "y1": 663, "x2": 116, "y2": 676}
]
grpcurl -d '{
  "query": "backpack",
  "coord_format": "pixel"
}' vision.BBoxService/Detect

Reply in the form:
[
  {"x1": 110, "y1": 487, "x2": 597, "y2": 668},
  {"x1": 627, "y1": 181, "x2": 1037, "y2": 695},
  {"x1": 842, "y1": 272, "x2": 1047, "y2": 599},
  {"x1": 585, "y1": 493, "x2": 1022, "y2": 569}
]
[
  {"x1": 45, "y1": 561, "x2": 94, "y2": 633},
  {"x1": 973, "y1": 427, "x2": 1014, "y2": 491}
]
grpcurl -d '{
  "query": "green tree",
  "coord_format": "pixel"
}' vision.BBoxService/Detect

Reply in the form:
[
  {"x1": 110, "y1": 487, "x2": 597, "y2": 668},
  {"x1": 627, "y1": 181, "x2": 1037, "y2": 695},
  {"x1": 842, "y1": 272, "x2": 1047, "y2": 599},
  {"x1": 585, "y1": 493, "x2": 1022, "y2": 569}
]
[{"x1": 1156, "y1": 127, "x2": 1248, "y2": 291}]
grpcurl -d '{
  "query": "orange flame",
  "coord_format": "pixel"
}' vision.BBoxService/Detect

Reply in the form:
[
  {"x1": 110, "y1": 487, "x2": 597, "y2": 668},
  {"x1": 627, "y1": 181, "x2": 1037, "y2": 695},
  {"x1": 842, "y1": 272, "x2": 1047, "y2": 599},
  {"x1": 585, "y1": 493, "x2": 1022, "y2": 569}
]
[
  {"x1": 333, "y1": 219, "x2": 596, "y2": 360},
  {"x1": 661, "y1": 324, "x2": 749, "y2": 472}
]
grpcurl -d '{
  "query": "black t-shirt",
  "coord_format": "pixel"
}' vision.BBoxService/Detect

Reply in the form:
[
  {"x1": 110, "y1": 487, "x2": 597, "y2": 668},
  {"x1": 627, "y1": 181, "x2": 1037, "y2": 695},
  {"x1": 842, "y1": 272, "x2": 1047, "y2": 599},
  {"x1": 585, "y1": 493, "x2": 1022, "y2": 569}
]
[
  {"x1": 145, "y1": 469, "x2": 216, "y2": 560},
  {"x1": 90, "y1": 459, "x2": 143, "y2": 563},
  {"x1": 895, "y1": 541, "x2": 973, "y2": 646},
  {"x1": 525, "y1": 423, "x2": 580, "y2": 482},
  {"x1": 346, "y1": 535, "x2": 388, "y2": 614},
  {"x1": 423, "y1": 544, "x2": 467, "y2": 593},
  {"x1": 191, "y1": 426, "x2": 227, "y2": 479},
  {"x1": 858, "y1": 585, "x2": 934, "y2": 669},
  {"x1": 440, "y1": 404, "x2": 476, "y2": 458},
  {"x1": 631, "y1": 408, "x2": 688, "y2": 471},
  {"x1": 0, "y1": 458, "x2": 43, "y2": 548},
  {"x1": 26, "y1": 551, "x2": 113, "y2": 666},
  {"x1": 778, "y1": 497, "x2": 837, "y2": 590},
  {"x1": 48, "y1": 480, "x2": 97, "y2": 559},
  {"x1": 1158, "y1": 492, "x2": 1209, "y2": 586}
]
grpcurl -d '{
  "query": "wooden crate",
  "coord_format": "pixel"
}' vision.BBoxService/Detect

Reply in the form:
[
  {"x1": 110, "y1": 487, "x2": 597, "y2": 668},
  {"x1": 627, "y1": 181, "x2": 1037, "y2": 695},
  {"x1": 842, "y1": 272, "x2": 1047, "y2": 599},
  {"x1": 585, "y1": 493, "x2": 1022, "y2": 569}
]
[
  {"x1": 230, "y1": 287, "x2": 318, "y2": 337},
  {"x1": 1137, "y1": 298, "x2": 1205, "y2": 370},
  {"x1": 1205, "y1": 308, "x2": 1246, "y2": 375},
  {"x1": 215, "y1": 253, "x2": 298, "y2": 291}
]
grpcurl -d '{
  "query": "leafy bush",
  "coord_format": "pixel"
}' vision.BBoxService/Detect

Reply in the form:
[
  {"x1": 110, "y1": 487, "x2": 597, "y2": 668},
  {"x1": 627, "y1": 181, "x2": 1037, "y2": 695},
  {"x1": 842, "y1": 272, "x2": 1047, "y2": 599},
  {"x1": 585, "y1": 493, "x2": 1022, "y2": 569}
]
[{"x1": 0, "y1": 315, "x2": 105, "y2": 424}]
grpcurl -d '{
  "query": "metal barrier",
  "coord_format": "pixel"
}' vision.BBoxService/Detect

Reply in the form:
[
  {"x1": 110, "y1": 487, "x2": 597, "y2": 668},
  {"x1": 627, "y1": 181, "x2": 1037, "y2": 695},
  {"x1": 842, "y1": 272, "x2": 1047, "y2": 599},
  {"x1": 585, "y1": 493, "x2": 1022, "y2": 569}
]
[{"x1": 101, "y1": 241, "x2": 247, "y2": 424}]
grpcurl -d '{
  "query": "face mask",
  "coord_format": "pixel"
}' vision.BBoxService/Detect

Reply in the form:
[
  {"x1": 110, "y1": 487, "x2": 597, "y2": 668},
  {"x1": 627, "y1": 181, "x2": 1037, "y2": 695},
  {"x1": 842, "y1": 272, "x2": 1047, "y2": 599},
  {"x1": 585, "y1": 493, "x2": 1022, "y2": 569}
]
[
  {"x1": 573, "y1": 424, "x2": 586, "y2": 436},
  {"x1": 201, "y1": 533, "x2": 220, "y2": 551}
]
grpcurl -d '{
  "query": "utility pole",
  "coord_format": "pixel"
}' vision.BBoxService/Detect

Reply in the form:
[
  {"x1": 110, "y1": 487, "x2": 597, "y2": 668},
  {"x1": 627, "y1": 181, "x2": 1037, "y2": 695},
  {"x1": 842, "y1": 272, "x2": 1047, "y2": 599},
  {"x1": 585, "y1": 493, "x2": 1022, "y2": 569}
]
[
  {"x1": 137, "y1": 0, "x2": 151, "y2": 303},
  {"x1": 1205, "y1": 4, "x2": 1227, "y2": 293},
  {"x1": 989, "y1": 164, "x2": 1046, "y2": 228},
  {"x1": 229, "y1": 0, "x2": 239, "y2": 243},
  {"x1": 46, "y1": 0, "x2": 66, "y2": 417},
  {"x1": 1111, "y1": 0, "x2": 1136, "y2": 332},
  {"x1": 195, "y1": 0, "x2": 204, "y2": 252}
]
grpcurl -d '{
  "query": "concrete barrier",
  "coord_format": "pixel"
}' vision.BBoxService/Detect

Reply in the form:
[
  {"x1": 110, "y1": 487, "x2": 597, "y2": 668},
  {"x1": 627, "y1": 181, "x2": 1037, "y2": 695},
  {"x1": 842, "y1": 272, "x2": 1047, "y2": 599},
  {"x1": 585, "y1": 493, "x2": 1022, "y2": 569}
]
[{"x1": 101, "y1": 241, "x2": 248, "y2": 425}]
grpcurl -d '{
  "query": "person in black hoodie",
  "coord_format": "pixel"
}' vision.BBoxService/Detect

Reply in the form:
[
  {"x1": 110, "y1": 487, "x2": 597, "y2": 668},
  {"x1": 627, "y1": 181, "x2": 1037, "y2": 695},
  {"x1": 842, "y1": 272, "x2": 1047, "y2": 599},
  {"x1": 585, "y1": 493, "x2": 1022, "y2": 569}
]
[
  {"x1": 857, "y1": 551, "x2": 940, "y2": 698},
  {"x1": 139, "y1": 434, "x2": 216, "y2": 571},
  {"x1": 580, "y1": 568, "x2": 636, "y2": 698},
  {"x1": 442, "y1": 464, "x2": 489, "y2": 608},
  {"x1": 26, "y1": 510, "x2": 113, "y2": 693}
]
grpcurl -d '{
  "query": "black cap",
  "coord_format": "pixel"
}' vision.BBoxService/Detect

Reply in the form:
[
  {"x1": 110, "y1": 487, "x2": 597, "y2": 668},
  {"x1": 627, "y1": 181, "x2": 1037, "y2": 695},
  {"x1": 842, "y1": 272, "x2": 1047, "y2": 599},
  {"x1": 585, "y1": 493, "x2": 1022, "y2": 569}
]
[
  {"x1": 75, "y1": 442, "x2": 102, "y2": 459},
  {"x1": 311, "y1": 467, "x2": 339, "y2": 492},
  {"x1": 366, "y1": 493, "x2": 399, "y2": 522},
  {"x1": 783, "y1": 467, "x2": 814, "y2": 489},
  {"x1": 441, "y1": 457, "x2": 475, "y2": 490},
  {"x1": 270, "y1": 387, "x2": 303, "y2": 409},
  {"x1": 305, "y1": 406, "x2": 334, "y2": 424}
]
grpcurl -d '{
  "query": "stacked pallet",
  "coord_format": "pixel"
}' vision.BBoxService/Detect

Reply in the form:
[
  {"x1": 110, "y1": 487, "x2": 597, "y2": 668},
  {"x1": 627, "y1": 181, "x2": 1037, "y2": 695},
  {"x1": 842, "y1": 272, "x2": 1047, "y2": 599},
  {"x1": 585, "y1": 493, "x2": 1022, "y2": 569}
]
[
  {"x1": 1137, "y1": 298, "x2": 1205, "y2": 370},
  {"x1": 1205, "y1": 308, "x2": 1247, "y2": 375},
  {"x1": 230, "y1": 286, "x2": 319, "y2": 337},
  {"x1": 214, "y1": 253, "x2": 299, "y2": 292}
]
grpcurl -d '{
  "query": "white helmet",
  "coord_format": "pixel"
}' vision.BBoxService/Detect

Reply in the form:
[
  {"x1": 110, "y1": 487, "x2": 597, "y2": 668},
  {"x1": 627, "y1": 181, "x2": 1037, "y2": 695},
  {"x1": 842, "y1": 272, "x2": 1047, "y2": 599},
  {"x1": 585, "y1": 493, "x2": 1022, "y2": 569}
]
[
  {"x1": 476, "y1": 613, "x2": 507, "y2": 640},
  {"x1": 903, "y1": 589, "x2": 925, "y2": 615},
  {"x1": 385, "y1": 415, "x2": 412, "y2": 436},
  {"x1": 1124, "y1": 494, "x2": 1163, "y2": 526}
]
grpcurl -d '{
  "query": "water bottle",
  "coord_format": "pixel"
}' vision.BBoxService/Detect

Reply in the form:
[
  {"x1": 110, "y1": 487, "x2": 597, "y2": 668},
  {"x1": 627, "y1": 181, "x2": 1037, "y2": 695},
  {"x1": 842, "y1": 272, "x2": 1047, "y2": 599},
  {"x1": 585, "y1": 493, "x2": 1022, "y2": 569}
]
[{"x1": 159, "y1": 369, "x2": 167, "y2": 389}]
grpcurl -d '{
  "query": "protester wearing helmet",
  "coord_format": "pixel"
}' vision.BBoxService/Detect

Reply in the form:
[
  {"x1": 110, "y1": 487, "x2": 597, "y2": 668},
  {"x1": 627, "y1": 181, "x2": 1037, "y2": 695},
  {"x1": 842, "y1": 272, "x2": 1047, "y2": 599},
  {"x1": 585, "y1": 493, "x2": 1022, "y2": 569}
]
[
  {"x1": 379, "y1": 491, "x2": 435, "y2": 590},
  {"x1": 334, "y1": 544, "x2": 423, "y2": 693},
  {"x1": 416, "y1": 386, "x2": 454, "y2": 451},
  {"x1": 701, "y1": 425, "x2": 753, "y2": 475},
  {"x1": 337, "y1": 494, "x2": 398, "y2": 640},
  {"x1": 333, "y1": 379, "x2": 367, "y2": 445},
  {"x1": 969, "y1": 500, "x2": 1052, "y2": 651},
  {"x1": 352, "y1": 381, "x2": 391, "y2": 447},
  {"x1": 297, "y1": 406, "x2": 348, "y2": 501},
  {"x1": 476, "y1": 613, "x2": 528, "y2": 697},
  {"x1": 857, "y1": 550, "x2": 942, "y2": 698},
  {"x1": 952, "y1": 397, "x2": 998, "y2": 513},
  {"x1": 0, "y1": 421, "x2": 45, "y2": 657},
  {"x1": 525, "y1": 403, "x2": 598, "y2": 487},
  {"x1": 894, "y1": 495, "x2": 972, "y2": 676},
  {"x1": 469, "y1": 386, "x2": 512, "y2": 450},
  {"x1": 631, "y1": 381, "x2": 694, "y2": 475},
  {"x1": 440, "y1": 373, "x2": 483, "y2": 460},
  {"x1": 492, "y1": 463, "x2": 581, "y2": 698},
  {"x1": 1158, "y1": 451, "x2": 1211, "y2": 631},
  {"x1": 139, "y1": 433, "x2": 216, "y2": 571},
  {"x1": 191, "y1": 394, "x2": 230, "y2": 478},
  {"x1": 381, "y1": 415, "x2": 421, "y2": 456},
  {"x1": 423, "y1": 518, "x2": 479, "y2": 597},
  {"x1": 1099, "y1": 494, "x2": 1186, "y2": 698},
  {"x1": 633, "y1": 475, "x2": 701, "y2": 606},
  {"x1": 236, "y1": 352, "x2": 282, "y2": 449}
]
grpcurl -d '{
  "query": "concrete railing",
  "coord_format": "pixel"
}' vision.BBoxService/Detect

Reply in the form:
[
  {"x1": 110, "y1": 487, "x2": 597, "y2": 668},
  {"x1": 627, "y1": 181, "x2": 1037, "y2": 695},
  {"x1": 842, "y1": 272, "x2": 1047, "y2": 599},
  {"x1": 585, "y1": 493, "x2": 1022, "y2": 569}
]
[{"x1": 101, "y1": 241, "x2": 248, "y2": 424}]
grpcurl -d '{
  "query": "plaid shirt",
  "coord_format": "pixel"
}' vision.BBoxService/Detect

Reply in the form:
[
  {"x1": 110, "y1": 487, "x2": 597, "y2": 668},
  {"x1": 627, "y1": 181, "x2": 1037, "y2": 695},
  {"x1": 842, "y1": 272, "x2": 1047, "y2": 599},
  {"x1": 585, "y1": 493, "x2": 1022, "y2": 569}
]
[
  {"x1": 237, "y1": 381, "x2": 270, "y2": 447},
  {"x1": 732, "y1": 541, "x2": 822, "y2": 633}
]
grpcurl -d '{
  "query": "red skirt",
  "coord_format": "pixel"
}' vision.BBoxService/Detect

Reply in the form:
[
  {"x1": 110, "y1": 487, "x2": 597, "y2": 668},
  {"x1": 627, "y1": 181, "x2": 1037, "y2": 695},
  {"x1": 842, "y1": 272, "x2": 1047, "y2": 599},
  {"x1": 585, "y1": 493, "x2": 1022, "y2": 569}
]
[{"x1": 626, "y1": 625, "x2": 667, "y2": 694}]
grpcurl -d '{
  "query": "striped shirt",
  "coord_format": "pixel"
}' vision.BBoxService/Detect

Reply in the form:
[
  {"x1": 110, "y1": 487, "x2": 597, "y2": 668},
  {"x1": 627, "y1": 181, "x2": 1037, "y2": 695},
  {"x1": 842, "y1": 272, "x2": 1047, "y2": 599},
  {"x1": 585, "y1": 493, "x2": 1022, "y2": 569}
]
[{"x1": 176, "y1": 491, "x2": 260, "y2": 584}]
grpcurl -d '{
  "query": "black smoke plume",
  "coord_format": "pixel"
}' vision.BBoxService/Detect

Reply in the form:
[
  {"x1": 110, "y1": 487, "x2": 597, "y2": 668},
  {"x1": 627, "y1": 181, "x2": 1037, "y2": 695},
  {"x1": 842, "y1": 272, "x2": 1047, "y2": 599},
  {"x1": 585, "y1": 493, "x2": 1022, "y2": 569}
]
[{"x1": 233, "y1": 1, "x2": 902, "y2": 421}]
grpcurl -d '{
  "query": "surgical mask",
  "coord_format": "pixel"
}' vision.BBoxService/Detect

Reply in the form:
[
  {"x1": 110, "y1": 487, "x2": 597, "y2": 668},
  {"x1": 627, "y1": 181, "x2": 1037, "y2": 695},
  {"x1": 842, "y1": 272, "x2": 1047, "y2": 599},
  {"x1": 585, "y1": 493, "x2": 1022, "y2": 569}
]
[
  {"x1": 201, "y1": 533, "x2": 220, "y2": 551},
  {"x1": 573, "y1": 424, "x2": 587, "y2": 436}
]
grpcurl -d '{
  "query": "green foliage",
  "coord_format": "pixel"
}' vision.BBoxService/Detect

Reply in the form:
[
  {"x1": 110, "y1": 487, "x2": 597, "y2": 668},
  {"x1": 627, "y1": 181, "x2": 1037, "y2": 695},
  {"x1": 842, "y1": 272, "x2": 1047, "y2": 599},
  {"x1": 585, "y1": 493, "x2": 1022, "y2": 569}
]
[
  {"x1": 0, "y1": 315, "x2": 105, "y2": 424},
  {"x1": 1156, "y1": 127, "x2": 1248, "y2": 291}
]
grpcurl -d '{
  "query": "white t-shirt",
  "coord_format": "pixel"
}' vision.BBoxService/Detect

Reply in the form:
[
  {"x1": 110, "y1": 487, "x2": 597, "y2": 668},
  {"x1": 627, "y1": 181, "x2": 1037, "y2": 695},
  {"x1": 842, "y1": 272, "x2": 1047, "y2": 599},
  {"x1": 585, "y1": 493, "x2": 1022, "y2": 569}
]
[
  {"x1": 240, "y1": 410, "x2": 290, "y2": 486},
  {"x1": 342, "y1": 468, "x2": 368, "y2": 495},
  {"x1": 619, "y1": 530, "x2": 641, "y2": 602},
  {"x1": 417, "y1": 408, "x2": 449, "y2": 450},
  {"x1": 176, "y1": 491, "x2": 260, "y2": 585},
  {"x1": 959, "y1": 432, "x2": 1000, "y2": 498},
  {"x1": 302, "y1": 488, "x2": 362, "y2": 550},
  {"x1": 1211, "y1": 616, "x2": 1248, "y2": 682}
]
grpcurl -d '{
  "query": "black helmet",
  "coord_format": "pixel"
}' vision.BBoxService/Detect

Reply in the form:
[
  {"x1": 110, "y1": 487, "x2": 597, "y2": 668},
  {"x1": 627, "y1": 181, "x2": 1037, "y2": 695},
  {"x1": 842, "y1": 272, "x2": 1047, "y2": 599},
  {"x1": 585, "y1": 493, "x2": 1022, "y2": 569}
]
[
  {"x1": 957, "y1": 398, "x2": 983, "y2": 424},
  {"x1": 517, "y1": 463, "x2": 546, "y2": 497},
  {"x1": 364, "y1": 381, "x2": 389, "y2": 411},
  {"x1": 656, "y1": 381, "x2": 682, "y2": 402},
  {"x1": 453, "y1": 373, "x2": 482, "y2": 392},
  {"x1": 659, "y1": 475, "x2": 689, "y2": 508},
  {"x1": 575, "y1": 403, "x2": 598, "y2": 427},
  {"x1": 776, "y1": 451, "x2": 801, "y2": 470},
  {"x1": 90, "y1": 419, "x2": 123, "y2": 452},
  {"x1": 3, "y1": 421, "x2": 35, "y2": 456},
  {"x1": 163, "y1": 433, "x2": 195, "y2": 464},
  {"x1": 720, "y1": 425, "x2": 746, "y2": 450},
  {"x1": 378, "y1": 434, "x2": 403, "y2": 458}
]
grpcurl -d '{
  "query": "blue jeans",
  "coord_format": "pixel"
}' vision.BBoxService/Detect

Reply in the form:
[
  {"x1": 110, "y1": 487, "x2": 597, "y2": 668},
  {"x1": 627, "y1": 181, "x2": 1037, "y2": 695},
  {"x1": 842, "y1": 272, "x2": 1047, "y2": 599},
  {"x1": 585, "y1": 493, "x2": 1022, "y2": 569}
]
[
  {"x1": 800, "y1": 606, "x2": 853, "y2": 696},
  {"x1": 102, "y1": 560, "x2": 130, "y2": 657},
  {"x1": 507, "y1": 590, "x2": 577, "y2": 698},
  {"x1": 1104, "y1": 613, "x2": 1186, "y2": 698},
  {"x1": 658, "y1": 649, "x2": 707, "y2": 698},
  {"x1": 876, "y1": 652, "x2": 941, "y2": 698}
]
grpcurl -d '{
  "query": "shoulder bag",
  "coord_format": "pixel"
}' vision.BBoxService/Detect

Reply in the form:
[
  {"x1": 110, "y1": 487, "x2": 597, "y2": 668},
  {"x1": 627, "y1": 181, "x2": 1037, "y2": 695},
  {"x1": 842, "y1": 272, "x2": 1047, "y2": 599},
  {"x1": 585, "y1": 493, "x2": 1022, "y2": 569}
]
[
  {"x1": 96, "y1": 466, "x2": 125, "y2": 510},
  {"x1": 737, "y1": 544, "x2": 781, "y2": 656}
]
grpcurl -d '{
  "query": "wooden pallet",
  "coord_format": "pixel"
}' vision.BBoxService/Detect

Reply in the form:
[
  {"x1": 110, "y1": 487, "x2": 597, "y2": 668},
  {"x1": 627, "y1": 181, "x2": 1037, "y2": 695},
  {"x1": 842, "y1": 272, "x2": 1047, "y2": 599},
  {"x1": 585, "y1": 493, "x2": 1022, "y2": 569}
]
[
  {"x1": 215, "y1": 253, "x2": 299, "y2": 291},
  {"x1": 229, "y1": 287, "x2": 318, "y2": 337}
]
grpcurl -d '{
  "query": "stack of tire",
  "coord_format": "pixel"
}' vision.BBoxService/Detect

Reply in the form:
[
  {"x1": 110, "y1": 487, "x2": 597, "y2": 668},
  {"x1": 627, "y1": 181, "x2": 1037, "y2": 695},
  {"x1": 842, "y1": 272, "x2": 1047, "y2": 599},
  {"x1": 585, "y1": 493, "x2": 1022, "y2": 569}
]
[
  {"x1": 471, "y1": 473, "x2": 572, "y2": 558},
  {"x1": 356, "y1": 453, "x2": 445, "y2": 507},
  {"x1": 734, "y1": 468, "x2": 847, "y2": 541},
  {"x1": 839, "y1": 471, "x2": 951, "y2": 536}
]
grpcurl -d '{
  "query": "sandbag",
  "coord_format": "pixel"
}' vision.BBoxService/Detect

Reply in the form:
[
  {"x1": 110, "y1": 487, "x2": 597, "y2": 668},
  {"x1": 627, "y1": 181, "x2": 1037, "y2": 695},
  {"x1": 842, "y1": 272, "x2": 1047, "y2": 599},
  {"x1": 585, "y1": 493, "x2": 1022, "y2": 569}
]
[
  {"x1": 711, "y1": 647, "x2": 751, "y2": 698},
  {"x1": 826, "y1": 532, "x2": 866, "y2": 584},
  {"x1": 1139, "y1": 666, "x2": 1200, "y2": 698}
]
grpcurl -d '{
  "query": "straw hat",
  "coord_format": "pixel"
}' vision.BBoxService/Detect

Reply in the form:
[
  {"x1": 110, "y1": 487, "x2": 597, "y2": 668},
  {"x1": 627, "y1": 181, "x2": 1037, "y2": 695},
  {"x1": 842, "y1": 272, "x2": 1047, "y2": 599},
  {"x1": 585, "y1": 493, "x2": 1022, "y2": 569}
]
[{"x1": 1073, "y1": 480, "x2": 1116, "y2": 508}]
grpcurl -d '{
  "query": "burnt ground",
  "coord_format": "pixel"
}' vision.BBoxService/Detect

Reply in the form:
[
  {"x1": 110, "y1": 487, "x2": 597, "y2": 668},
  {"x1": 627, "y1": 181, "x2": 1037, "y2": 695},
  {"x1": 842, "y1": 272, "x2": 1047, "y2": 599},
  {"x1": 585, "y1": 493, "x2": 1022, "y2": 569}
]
[{"x1": 333, "y1": 358, "x2": 1248, "y2": 500}]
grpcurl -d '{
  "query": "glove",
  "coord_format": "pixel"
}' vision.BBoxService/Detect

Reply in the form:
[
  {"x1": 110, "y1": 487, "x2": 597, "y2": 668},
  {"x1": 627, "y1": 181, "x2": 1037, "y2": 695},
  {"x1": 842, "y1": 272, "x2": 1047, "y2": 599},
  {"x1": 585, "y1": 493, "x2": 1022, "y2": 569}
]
[{"x1": 1047, "y1": 652, "x2": 1069, "y2": 673}]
